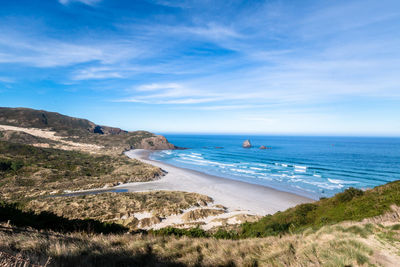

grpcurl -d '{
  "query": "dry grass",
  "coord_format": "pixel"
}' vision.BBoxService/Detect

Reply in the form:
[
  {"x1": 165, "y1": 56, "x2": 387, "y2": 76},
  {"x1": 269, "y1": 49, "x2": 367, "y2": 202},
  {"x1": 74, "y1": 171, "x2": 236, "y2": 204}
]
[
  {"x1": 26, "y1": 191, "x2": 213, "y2": 230},
  {"x1": 0, "y1": 251, "x2": 51, "y2": 267},
  {"x1": 0, "y1": 141, "x2": 163, "y2": 201},
  {"x1": 181, "y1": 209, "x2": 226, "y2": 223},
  {"x1": 1, "y1": 220, "x2": 399, "y2": 267}
]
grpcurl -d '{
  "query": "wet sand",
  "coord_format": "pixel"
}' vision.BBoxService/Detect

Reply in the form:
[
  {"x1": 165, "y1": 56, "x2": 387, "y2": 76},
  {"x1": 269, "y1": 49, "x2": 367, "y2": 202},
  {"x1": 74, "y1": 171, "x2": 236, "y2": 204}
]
[{"x1": 121, "y1": 149, "x2": 313, "y2": 215}]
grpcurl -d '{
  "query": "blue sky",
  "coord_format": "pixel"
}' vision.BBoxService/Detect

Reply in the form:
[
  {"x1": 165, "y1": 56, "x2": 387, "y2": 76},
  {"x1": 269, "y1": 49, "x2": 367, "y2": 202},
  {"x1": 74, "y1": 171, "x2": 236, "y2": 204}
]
[{"x1": 0, "y1": 0, "x2": 399, "y2": 136}]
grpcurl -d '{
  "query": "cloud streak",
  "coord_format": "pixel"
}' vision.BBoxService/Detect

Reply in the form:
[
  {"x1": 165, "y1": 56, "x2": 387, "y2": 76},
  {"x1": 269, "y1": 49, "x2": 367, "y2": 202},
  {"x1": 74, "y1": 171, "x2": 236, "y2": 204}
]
[{"x1": 58, "y1": 0, "x2": 101, "y2": 6}]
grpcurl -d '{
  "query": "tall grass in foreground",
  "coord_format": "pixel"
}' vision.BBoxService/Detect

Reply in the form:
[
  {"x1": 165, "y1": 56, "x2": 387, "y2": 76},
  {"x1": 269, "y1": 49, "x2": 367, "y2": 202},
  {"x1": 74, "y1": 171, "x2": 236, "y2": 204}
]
[{"x1": 1, "y1": 221, "x2": 399, "y2": 266}]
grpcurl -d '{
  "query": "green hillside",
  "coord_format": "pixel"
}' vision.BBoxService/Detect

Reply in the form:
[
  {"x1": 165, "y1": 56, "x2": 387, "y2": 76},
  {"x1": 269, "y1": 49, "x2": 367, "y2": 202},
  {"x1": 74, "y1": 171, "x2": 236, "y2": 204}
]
[{"x1": 240, "y1": 181, "x2": 400, "y2": 237}]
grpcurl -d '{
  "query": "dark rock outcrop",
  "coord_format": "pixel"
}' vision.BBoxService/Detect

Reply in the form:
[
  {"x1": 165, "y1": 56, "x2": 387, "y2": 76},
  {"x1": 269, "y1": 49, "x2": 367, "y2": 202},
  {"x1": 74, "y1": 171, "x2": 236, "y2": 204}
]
[
  {"x1": 91, "y1": 125, "x2": 127, "y2": 135},
  {"x1": 93, "y1": 126, "x2": 104, "y2": 134}
]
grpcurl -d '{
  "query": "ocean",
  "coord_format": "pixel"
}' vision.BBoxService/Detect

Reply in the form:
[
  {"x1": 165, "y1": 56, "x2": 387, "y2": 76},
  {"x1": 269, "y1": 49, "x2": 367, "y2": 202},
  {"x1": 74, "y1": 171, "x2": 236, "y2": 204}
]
[{"x1": 150, "y1": 135, "x2": 400, "y2": 200}]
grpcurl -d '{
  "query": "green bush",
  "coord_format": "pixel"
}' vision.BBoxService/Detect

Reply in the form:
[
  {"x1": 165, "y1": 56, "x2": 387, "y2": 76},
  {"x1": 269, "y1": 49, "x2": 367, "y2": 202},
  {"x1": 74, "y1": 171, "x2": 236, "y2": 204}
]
[
  {"x1": 336, "y1": 187, "x2": 364, "y2": 202},
  {"x1": 10, "y1": 160, "x2": 24, "y2": 171},
  {"x1": 213, "y1": 229, "x2": 238, "y2": 239}
]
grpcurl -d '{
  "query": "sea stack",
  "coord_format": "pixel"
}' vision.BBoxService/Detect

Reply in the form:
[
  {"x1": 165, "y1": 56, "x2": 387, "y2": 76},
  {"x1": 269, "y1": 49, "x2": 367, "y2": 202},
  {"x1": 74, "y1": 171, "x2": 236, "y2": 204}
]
[
  {"x1": 242, "y1": 139, "x2": 252, "y2": 148},
  {"x1": 259, "y1": 145, "x2": 266, "y2": 149}
]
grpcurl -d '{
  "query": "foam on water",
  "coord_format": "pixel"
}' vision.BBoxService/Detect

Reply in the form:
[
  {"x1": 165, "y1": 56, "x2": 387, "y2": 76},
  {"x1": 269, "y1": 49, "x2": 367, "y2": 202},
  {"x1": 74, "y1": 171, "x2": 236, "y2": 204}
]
[{"x1": 150, "y1": 135, "x2": 400, "y2": 199}]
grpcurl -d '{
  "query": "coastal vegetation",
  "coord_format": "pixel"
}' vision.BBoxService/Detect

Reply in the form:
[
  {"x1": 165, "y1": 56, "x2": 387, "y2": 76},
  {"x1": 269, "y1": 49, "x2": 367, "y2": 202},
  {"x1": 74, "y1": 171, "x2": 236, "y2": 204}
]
[
  {"x1": 1, "y1": 219, "x2": 399, "y2": 266},
  {"x1": 0, "y1": 201, "x2": 128, "y2": 234},
  {"x1": 240, "y1": 182, "x2": 400, "y2": 237},
  {"x1": 25, "y1": 191, "x2": 214, "y2": 230},
  {"x1": 147, "y1": 181, "x2": 400, "y2": 240},
  {"x1": 2, "y1": 181, "x2": 400, "y2": 266},
  {"x1": 0, "y1": 140, "x2": 162, "y2": 201}
]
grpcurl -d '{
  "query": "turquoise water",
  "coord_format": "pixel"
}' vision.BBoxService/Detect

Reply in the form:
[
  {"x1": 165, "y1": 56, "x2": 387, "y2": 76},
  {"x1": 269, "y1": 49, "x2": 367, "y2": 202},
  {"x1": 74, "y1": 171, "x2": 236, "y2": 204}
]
[{"x1": 150, "y1": 135, "x2": 400, "y2": 199}]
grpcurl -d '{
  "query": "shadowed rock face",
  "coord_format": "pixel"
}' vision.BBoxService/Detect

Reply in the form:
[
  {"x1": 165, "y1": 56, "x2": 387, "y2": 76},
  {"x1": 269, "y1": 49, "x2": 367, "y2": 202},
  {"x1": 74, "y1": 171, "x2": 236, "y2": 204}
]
[
  {"x1": 242, "y1": 139, "x2": 251, "y2": 148},
  {"x1": 92, "y1": 125, "x2": 127, "y2": 135}
]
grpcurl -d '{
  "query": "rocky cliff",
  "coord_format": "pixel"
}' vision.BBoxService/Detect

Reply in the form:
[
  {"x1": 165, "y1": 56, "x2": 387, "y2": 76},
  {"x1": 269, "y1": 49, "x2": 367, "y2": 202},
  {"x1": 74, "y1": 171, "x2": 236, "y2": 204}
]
[{"x1": 137, "y1": 135, "x2": 176, "y2": 150}]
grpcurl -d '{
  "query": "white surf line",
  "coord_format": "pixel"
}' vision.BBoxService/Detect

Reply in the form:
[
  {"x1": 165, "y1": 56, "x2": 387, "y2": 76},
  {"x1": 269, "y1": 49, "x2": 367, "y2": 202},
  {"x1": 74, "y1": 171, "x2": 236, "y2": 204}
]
[{"x1": 121, "y1": 149, "x2": 313, "y2": 216}]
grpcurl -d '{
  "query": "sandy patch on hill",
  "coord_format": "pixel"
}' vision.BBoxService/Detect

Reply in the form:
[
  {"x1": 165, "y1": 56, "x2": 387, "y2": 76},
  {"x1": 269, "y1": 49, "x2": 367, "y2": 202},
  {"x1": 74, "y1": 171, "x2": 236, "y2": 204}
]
[{"x1": 0, "y1": 124, "x2": 103, "y2": 152}]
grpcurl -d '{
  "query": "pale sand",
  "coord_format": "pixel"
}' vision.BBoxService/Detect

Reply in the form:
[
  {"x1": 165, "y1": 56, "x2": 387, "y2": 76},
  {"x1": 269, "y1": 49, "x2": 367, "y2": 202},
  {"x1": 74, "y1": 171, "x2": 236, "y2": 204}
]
[
  {"x1": 122, "y1": 149, "x2": 313, "y2": 216},
  {"x1": 0, "y1": 124, "x2": 103, "y2": 152}
]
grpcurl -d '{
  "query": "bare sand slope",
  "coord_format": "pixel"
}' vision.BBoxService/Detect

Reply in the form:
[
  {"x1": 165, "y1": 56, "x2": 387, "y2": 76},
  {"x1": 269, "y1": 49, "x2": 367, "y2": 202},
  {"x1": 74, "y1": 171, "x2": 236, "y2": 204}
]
[
  {"x1": 0, "y1": 124, "x2": 103, "y2": 151},
  {"x1": 122, "y1": 149, "x2": 313, "y2": 216}
]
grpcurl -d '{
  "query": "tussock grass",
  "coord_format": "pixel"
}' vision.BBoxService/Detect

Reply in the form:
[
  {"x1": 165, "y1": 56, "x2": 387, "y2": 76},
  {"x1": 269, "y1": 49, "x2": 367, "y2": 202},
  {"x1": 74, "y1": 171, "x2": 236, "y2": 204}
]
[
  {"x1": 0, "y1": 201, "x2": 128, "y2": 234},
  {"x1": 26, "y1": 191, "x2": 213, "y2": 230},
  {"x1": 1, "y1": 220, "x2": 399, "y2": 266},
  {"x1": 0, "y1": 141, "x2": 162, "y2": 201}
]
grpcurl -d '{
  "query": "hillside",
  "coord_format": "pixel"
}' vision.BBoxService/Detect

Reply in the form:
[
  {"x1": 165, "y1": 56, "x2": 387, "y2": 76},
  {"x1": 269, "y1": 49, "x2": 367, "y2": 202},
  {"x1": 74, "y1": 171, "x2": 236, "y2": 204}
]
[
  {"x1": 0, "y1": 107, "x2": 176, "y2": 153},
  {"x1": 0, "y1": 140, "x2": 163, "y2": 201},
  {"x1": 1, "y1": 194, "x2": 400, "y2": 266},
  {"x1": 240, "y1": 182, "x2": 400, "y2": 237}
]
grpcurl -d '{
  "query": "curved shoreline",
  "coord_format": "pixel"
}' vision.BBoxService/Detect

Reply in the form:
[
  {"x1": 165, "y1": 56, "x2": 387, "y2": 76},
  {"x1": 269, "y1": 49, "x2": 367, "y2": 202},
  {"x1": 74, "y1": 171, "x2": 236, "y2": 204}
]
[{"x1": 121, "y1": 149, "x2": 313, "y2": 216}]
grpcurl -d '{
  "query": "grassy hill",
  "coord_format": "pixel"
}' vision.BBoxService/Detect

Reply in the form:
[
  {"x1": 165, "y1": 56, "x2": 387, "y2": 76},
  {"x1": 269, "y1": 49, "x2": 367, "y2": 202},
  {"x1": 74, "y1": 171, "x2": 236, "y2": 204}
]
[
  {"x1": 240, "y1": 182, "x2": 400, "y2": 237},
  {"x1": 0, "y1": 107, "x2": 175, "y2": 152},
  {"x1": 0, "y1": 140, "x2": 162, "y2": 201},
  {"x1": 0, "y1": 107, "x2": 124, "y2": 135}
]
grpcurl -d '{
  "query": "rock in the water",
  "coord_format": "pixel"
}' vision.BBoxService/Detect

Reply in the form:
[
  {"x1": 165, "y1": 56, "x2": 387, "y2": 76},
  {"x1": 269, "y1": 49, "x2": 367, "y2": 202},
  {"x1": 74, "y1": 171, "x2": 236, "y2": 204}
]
[
  {"x1": 259, "y1": 145, "x2": 266, "y2": 149},
  {"x1": 242, "y1": 139, "x2": 251, "y2": 148}
]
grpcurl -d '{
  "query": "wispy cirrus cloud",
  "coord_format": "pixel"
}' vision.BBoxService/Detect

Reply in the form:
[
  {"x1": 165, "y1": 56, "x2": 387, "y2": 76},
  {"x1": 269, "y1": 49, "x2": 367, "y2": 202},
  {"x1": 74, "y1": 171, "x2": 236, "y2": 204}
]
[
  {"x1": 72, "y1": 67, "x2": 124, "y2": 80},
  {"x1": 118, "y1": 83, "x2": 221, "y2": 104},
  {"x1": 0, "y1": 77, "x2": 14, "y2": 83},
  {"x1": 58, "y1": 0, "x2": 101, "y2": 6},
  {"x1": 0, "y1": 29, "x2": 145, "y2": 68}
]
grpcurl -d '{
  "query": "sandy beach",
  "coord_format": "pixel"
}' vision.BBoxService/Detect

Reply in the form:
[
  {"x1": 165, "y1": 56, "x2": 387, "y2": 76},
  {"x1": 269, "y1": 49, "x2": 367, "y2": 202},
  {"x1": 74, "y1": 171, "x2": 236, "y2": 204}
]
[{"x1": 121, "y1": 149, "x2": 313, "y2": 216}]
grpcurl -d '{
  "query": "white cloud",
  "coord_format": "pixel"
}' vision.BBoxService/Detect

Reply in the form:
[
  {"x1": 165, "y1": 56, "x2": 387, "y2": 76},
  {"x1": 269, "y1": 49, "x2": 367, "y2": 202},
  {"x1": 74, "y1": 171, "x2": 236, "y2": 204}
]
[
  {"x1": 197, "y1": 105, "x2": 263, "y2": 110},
  {"x1": 136, "y1": 83, "x2": 182, "y2": 92},
  {"x1": 58, "y1": 0, "x2": 101, "y2": 6},
  {"x1": 0, "y1": 31, "x2": 143, "y2": 68},
  {"x1": 72, "y1": 67, "x2": 123, "y2": 80},
  {"x1": 0, "y1": 77, "x2": 14, "y2": 83},
  {"x1": 118, "y1": 83, "x2": 222, "y2": 104},
  {"x1": 181, "y1": 23, "x2": 242, "y2": 40}
]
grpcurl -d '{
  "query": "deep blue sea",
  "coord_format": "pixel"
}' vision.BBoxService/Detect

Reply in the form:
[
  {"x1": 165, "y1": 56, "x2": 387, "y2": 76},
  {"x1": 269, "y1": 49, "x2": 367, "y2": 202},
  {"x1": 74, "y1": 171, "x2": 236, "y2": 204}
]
[{"x1": 149, "y1": 135, "x2": 400, "y2": 200}]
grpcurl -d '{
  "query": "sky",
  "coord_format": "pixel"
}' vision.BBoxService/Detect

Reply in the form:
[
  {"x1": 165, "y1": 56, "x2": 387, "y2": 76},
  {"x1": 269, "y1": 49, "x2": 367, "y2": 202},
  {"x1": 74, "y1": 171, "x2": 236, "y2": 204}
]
[{"x1": 0, "y1": 0, "x2": 400, "y2": 136}]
